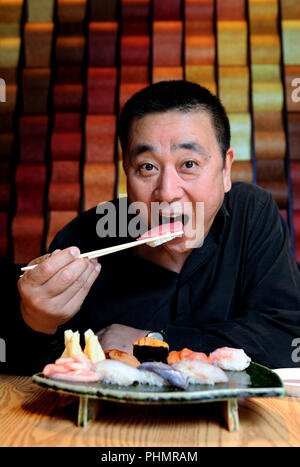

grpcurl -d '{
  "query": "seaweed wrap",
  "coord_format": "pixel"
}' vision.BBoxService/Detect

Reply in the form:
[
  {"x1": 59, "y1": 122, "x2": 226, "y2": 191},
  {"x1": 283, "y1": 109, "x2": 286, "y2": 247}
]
[{"x1": 133, "y1": 336, "x2": 169, "y2": 363}]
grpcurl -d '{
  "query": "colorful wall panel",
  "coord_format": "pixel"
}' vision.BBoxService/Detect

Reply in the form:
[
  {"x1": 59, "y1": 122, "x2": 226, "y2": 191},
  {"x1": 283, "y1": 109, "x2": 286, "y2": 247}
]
[
  {"x1": 185, "y1": 1, "x2": 216, "y2": 93},
  {"x1": 11, "y1": 1, "x2": 53, "y2": 263},
  {"x1": 85, "y1": 1, "x2": 119, "y2": 210},
  {"x1": 46, "y1": 0, "x2": 86, "y2": 249},
  {"x1": 249, "y1": 0, "x2": 288, "y2": 225},
  {"x1": 217, "y1": 0, "x2": 252, "y2": 184},
  {"x1": 0, "y1": 0, "x2": 23, "y2": 259},
  {"x1": 281, "y1": 0, "x2": 300, "y2": 260},
  {"x1": 117, "y1": 0, "x2": 151, "y2": 197},
  {"x1": 0, "y1": 0, "x2": 299, "y2": 263}
]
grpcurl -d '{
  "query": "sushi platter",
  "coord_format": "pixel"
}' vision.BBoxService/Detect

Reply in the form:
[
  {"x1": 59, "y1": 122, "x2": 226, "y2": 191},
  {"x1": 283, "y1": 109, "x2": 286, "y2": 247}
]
[{"x1": 32, "y1": 329, "x2": 285, "y2": 431}]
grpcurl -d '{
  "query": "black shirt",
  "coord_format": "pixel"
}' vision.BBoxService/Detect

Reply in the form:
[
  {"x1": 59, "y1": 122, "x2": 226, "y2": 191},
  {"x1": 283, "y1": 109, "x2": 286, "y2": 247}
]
[{"x1": 2, "y1": 182, "x2": 300, "y2": 373}]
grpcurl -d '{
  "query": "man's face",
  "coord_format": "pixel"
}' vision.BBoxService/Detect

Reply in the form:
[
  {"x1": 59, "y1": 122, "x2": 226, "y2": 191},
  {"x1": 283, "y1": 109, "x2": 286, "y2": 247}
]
[{"x1": 124, "y1": 110, "x2": 234, "y2": 254}]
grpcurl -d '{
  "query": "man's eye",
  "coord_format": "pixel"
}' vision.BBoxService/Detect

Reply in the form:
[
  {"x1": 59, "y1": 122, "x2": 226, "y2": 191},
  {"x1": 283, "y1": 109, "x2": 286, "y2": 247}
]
[
  {"x1": 140, "y1": 163, "x2": 154, "y2": 171},
  {"x1": 183, "y1": 161, "x2": 195, "y2": 169}
]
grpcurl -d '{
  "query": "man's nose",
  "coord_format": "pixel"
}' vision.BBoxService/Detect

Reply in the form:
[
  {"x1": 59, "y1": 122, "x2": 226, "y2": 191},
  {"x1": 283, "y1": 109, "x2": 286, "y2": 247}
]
[{"x1": 153, "y1": 167, "x2": 183, "y2": 202}]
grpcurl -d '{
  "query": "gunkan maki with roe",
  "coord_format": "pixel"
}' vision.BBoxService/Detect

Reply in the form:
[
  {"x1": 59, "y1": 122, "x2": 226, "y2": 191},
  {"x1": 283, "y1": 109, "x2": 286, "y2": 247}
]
[{"x1": 133, "y1": 337, "x2": 169, "y2": 363}]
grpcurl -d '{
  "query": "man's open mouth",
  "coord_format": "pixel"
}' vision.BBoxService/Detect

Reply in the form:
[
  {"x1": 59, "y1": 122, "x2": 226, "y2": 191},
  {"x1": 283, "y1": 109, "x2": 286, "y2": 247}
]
[{"x1": 158, "y1": 214, "x2": 189, "y2": 226}]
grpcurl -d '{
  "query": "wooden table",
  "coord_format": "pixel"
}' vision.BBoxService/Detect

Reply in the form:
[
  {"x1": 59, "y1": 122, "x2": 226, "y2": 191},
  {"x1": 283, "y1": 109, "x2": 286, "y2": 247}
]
[{"x1": 1, "y1": 373, "x2": 300, "y2": 447}]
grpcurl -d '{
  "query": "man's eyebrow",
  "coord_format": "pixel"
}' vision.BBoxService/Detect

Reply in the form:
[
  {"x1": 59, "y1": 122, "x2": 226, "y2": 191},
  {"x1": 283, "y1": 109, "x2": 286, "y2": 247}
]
[
  {"x1": 173, "y1": 141, "x2": 210, "y2": 157},
  {"x1": 128, "y1": 141, "x2": 210, "y2": 159},
  {"x1": 129, "y1": 143, "x2": 155, "y2": 158}
]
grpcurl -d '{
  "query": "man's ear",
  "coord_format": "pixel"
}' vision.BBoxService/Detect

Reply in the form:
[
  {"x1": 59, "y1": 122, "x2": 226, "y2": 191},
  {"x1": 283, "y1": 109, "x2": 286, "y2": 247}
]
[{"x1": 223, "y1": 148, "x2": 234, "y2": 193}]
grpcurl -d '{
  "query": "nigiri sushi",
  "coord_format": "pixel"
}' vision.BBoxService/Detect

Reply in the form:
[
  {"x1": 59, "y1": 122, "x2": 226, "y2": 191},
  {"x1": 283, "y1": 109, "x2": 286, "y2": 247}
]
[
  {"x1": 133, "y1": 336, "x2": 169, "y2": 363},
  {"x1": 209, "y1": 347, "x2": 251, "y2": 371},
  {"x1": 138, "y1": 361, "x2": 189, "y2": 389},
  {"x1": 94, "y1": 359, "x2": 167, "y2": 386},
  {"x1": 105, "y1": 349, "x2": 140, "y2": 367},
  {"x1": 138, "y1": 221, "x2": 184, "y2": 247},
  {"x1": 167, "y1": 348, "x2": 211, "y2": 365},
  {"x1": 172, "y1": 359, "x2": 229, "y2": 385}
]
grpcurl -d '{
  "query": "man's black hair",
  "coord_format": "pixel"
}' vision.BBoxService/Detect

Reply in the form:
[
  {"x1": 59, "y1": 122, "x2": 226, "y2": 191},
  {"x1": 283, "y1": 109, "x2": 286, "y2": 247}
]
[{"x1": 119, "y1": 80, "x2": 231, "y2": 163}]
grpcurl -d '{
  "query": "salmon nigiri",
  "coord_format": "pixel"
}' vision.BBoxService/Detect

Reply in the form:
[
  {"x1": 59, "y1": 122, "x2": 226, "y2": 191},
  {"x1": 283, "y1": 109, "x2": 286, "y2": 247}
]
[{"x1": 167, "y1": 348, "x2": 211, "y2": 365}]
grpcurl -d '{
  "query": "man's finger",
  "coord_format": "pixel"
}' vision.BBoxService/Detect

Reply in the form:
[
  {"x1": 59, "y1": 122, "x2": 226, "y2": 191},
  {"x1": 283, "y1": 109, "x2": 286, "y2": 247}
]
[
  {"x1": 44, "y1": 257, "x2": 96, "y2": 298},
  {"x1": 58, "y1": 262, "x2": 101, "y2": 315},
  {"x1": 27, "y1": 253, "x2": 51, "y2": 267},
  {"x1": 22, "y1": 247, "x2": 81, "y2": 286},
  {"x1": 26, "y1": 249, "x2": 61, "y2": 267},
  {"x1": 19, "y1": 250, "x2": 62, "y2": 278}
]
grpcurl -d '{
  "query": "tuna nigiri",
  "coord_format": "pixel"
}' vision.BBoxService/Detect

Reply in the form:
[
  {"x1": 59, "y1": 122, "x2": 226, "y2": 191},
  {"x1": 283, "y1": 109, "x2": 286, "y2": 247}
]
[{"x1": 138, "y1": 221, "x2": 184, "y2": 246}]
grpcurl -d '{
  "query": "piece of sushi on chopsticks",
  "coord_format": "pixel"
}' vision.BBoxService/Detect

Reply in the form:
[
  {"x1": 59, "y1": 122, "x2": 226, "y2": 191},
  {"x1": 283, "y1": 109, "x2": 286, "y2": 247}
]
[
  {"x1": 137, "y1": 220, "x2": 184, "y2": 247},
  {"x1": 21, "y1": 222, "x2": 184, "y2": 271}
]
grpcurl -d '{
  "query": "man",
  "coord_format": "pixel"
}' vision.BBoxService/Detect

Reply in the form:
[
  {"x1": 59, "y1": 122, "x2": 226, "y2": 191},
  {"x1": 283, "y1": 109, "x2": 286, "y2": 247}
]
[{"x1": 7, "y1": 81, "x2": 300, "y2": 373}]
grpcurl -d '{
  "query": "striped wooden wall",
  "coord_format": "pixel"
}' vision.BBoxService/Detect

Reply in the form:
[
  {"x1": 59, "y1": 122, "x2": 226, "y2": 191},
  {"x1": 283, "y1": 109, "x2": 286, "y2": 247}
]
[{"x1": 0, "y1": 0, "x2": 299, "y2": 264}]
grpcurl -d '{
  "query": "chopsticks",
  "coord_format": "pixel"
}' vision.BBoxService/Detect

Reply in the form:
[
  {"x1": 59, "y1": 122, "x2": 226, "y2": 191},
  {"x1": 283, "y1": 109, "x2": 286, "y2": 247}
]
[{"x1": 20, "y1": 230, "x2": 184, "y2": 272}]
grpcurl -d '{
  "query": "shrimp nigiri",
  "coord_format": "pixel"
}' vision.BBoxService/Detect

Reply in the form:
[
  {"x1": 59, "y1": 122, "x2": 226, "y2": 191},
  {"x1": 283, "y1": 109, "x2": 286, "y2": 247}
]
[{"x1": 209, "y1": 347, "x2": 251, "y2": 371}]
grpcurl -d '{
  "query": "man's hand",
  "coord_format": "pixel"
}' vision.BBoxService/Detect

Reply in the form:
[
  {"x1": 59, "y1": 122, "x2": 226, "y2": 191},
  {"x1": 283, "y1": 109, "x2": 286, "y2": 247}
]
[
  {"x1": 97, "y1": 324, "x2": 149, "y2": 354},
  {"x1": 18, "y1": 247, "x2": 101, "y2": 335}
]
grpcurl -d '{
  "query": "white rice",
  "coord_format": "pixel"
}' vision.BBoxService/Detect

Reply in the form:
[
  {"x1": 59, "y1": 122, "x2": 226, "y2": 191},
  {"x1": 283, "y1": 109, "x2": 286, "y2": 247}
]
[
  {"x1": 210, "y1": 348, "x2": 251, "y2": 371},
  {"x1": 94, "y1": 359, "x2": 167, "y2": 386}
]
